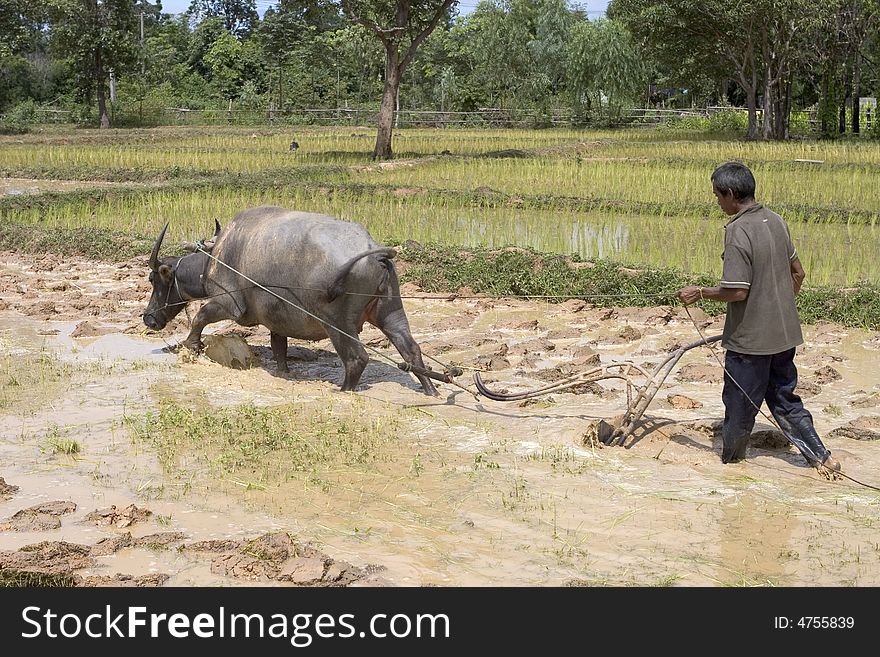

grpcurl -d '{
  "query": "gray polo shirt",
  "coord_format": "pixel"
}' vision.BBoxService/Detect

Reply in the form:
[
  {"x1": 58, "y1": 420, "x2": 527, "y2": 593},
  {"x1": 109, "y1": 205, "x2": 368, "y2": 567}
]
[{"x1": 720, "y1": 204, "x2": 803, "y2": 355}]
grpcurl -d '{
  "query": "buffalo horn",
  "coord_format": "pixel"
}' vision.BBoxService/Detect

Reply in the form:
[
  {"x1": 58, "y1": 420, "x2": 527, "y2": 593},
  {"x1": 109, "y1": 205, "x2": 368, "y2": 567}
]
[{"x1": 149, "y1": 223, "x2": 169, "y2": 271}]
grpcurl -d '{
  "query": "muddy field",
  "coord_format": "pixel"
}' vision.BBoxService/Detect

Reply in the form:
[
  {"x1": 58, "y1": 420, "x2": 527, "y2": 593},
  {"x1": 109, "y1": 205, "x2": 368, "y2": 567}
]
[{"x1": 2, "y1": 250, "x2": 880, "y2": 587}]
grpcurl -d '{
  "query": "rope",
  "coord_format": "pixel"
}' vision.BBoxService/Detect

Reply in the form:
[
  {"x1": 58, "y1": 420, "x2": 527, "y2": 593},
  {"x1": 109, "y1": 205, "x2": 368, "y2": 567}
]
[{"x1": 683, "y1": 303, "x2": 880, "y2": 492}]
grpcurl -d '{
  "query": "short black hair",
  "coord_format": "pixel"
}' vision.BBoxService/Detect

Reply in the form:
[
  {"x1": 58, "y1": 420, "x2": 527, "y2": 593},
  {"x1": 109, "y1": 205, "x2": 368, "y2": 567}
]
[{"x1": 711, "y1": 162, "x2": 756, "y2": 201}]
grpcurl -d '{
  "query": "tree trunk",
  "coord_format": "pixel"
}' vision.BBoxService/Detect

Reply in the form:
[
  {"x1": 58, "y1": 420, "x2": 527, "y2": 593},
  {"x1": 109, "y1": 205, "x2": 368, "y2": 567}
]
[
  {"x1": 761, "y1": 29, "x2": 773, "y2": 140},
  {"x1": 746, "y1": 89, "x2": 758, "y2": 139},
  {"x1": 373, "y1": 48, "x2": 401, "y2": 160},
  {"x1": 839, "y1": 63, "x2": 851, "y2": 134},
  {"x1": 96, "y1": 49, "x2": 110, "y2": 129},
  {"x1": 852, "y1": 48, "x2": 862, "y2": 134}
]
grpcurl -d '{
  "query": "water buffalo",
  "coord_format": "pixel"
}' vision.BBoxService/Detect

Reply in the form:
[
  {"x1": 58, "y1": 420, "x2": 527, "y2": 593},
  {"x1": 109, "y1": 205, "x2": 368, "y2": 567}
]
[{"x1": 142, "y1": 206, "x2": 438, "y2": 395}]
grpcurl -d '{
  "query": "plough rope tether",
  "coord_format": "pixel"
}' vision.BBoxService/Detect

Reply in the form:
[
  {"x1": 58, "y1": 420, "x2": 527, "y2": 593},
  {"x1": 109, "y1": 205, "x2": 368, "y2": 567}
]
[
  {"x1": 683, "y1": 304, "x2": 880, "y2": 492},
  {"x1": 191, "y1": 247, "x2": 477, "y2": 396}
]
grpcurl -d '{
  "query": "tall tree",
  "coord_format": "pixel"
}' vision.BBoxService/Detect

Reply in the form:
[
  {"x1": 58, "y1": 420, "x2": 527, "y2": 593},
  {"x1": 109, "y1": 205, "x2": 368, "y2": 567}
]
[
  {"x1": 611, "y1": 0, "x2": 836, "y2": 140},
  {"x1": 567, "y1": 17, "x2": 648, "y2": 123},
  {"x1": 341, "y1": 0, "x2": 458, "y2": 159},
  {"x1": 47, "y1": 0, "x2": 139, "y2": 128},
  {"x1": 187, "y1": 0, "x2": 259, "y2": 37}
]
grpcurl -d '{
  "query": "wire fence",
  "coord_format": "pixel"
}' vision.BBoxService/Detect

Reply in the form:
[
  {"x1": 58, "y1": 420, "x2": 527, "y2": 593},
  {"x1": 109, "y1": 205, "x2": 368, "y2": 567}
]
[{"x1": 27, "y1": 105, "x2": 850, "y2": 134}]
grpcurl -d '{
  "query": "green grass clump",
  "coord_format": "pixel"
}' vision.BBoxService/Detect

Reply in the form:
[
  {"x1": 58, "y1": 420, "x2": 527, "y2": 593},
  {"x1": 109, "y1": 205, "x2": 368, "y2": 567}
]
[
  {"x1": 128, "y1": 399, "x2": 401, "y2": 484},
  {"x1": 0, "y1": 222, "x2": 154, "y2": 260},
  {"x1": 0, "y1": 353, "x2": 73, "y2": 413},
  {"x1": 0, "y1": 570, "x2": 79, "y2": 587},
  {"x1": 399, "y1": 244, "x2": 717, "y2": 307},
  {"x1": 397, "y1": 243, "x2": 880, "y2": 329}
]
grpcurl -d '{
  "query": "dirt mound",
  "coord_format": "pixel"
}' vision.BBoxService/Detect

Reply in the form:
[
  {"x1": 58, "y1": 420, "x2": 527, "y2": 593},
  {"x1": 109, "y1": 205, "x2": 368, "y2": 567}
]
[
  {"x1": 829, "y1": 415, "x2": 880, "y2": 441},
  {"x1": 181, "y1": 532, "x2": 374, "y2": 586},
  {"x1": 849, "y1": 392, "x2": 880, "y2": 408},
  {"x1": 81, "y1": 573, "x2": 170, "y2": 587},
  {"x1": 0, "y1": 501, "x2": 76, "y2": 531},
  {"x1": 70, "y1": 320, "x2": 116, "y2": 338},
  {"x1": 667, "y1": 394, "x2": 703, "y2": 410},
  {"x1": 84, "y1": 504, "x2": 152, "y2": 528},
  {"x1": 676, "y1": 363, "x2": 722, "y2": 384},
  {"x1": 0, "y1": 539, "x2": 173, "y2": 587},
  {"x1": 0, "y1": 541, "x2": 93, "y2": 577},
  {"x1": 0, "y1": 477, "x2": 18, "y2": 500}
]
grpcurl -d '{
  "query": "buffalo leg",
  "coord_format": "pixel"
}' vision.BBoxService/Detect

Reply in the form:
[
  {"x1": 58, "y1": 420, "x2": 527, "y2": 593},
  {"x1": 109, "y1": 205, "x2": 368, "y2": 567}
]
[
  {"x1": 181, "y1": 301, "x2": 234, "y2": 352},
  {"x1": 376, "y1": 307, "x2": 439, "y2": 396},
  {"x1": 326, "y1": 327, "x2": 369, "y2": 392},
  {"x1": 270, "y1": 332, "x2": 289, "y2": 373}
]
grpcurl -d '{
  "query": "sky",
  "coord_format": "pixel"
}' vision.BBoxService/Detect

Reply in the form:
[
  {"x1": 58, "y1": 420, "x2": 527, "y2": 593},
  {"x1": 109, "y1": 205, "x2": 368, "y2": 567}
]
[{"x1": 157, "y1": 0, "x2": 610, "y2": 19}]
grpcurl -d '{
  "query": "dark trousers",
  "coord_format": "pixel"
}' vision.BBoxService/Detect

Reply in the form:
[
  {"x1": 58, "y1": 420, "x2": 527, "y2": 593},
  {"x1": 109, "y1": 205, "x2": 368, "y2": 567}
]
[{"x1": 721, "y1": 348, "x2": 830, "y2": 465}]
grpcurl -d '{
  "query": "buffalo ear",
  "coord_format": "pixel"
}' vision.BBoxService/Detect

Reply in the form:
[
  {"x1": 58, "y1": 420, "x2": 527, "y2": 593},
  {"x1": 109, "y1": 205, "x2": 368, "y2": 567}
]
[{"x1": 158, "y1": 264, "x2": 174, "y2": 283}]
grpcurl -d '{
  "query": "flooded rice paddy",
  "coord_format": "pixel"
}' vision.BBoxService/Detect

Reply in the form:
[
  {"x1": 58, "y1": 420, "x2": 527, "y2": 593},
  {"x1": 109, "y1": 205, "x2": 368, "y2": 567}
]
[{"x1": 2, "y1": 251, "x2": 880, "y2": 586}]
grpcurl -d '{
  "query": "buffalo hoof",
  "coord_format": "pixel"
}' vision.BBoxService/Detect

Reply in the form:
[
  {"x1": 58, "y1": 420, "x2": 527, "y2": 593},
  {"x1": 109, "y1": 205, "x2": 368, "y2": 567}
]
[{"x1": 181, "y1": 339, "x2": 203, "y2": 353}]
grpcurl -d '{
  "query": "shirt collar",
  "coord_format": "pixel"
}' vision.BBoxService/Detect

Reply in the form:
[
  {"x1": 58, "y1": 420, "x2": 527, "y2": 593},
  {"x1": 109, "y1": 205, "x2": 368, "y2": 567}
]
[{"x1": 725, "y1": 203, "x2": 763, "y2": 227}]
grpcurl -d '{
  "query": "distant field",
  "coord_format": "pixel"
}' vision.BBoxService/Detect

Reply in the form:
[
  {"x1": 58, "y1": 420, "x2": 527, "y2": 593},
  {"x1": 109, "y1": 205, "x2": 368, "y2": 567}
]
[{"x1": 2, "y1": 125, "x2": 878, "y2": 286}]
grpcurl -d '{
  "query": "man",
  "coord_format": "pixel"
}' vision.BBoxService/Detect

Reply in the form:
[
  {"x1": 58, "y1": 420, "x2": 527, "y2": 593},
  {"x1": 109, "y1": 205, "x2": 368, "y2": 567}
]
[{"x1": 677, "y1": 162, "x2": 840, "y2": 473}]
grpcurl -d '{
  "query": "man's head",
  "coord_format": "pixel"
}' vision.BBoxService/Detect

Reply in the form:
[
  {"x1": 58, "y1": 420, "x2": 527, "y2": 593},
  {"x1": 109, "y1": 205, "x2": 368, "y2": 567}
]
[{"x1": 711, "y1": 162, "x2": 756, "y2": 215}]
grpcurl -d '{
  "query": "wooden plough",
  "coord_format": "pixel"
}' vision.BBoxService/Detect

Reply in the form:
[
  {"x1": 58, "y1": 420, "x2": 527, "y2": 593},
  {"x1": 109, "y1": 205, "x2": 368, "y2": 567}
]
[{"x1": 474, "y1": 334, "x2": 722, "y2": 447}]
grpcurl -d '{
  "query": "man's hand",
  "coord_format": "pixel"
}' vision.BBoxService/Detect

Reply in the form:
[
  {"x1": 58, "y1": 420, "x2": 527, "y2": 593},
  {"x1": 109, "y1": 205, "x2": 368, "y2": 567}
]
[{"x1": 677, "y1": 286, "x2": 703, "y2": 305}]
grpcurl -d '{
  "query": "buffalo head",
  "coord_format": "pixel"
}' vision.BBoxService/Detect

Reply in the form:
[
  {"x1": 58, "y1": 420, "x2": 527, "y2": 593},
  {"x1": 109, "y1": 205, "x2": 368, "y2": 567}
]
[{"x1": 142, "y1": 220, "x2": 220, "y2": 330}]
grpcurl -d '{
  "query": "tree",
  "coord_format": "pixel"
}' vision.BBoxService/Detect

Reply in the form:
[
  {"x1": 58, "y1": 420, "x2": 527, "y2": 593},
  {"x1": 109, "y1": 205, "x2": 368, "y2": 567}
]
[
  {"x1": 0, "y1": 0, "x2": 50, "y2": 111},
  {"x1": 341, "y1": 0, "x2": 458, "y2": 159},
  {"x1": 610, "y1": 0, "x2": 836, "y2": 140},
  {"x1": 187, "y1": 0, "x2": 259, "y2": 37},
  {"x1": 259, "y1": 1, "x2": 342, "y2": 110},
  {"x1": 567, "y1": 17, "x2": 647, "y2": 123},
  {"x1": 47, "y1": 0, "x2": 139, "y2": 128}
]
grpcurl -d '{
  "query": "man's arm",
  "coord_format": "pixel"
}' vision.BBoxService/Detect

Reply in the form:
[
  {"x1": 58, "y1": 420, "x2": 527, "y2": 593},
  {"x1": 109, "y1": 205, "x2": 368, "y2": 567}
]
[
  {"x1": 677, "y1": 285, "x2": 748, "y2": 305},
  {"x1": 791, "y1": 257, "x2": 806, "y2": 295}
]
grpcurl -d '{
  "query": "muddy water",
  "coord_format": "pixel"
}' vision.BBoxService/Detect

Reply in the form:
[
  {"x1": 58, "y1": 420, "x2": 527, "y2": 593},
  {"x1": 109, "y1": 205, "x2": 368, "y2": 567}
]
[{"x1": 2, "y1": 259, "x2": 880, "y2": 586}]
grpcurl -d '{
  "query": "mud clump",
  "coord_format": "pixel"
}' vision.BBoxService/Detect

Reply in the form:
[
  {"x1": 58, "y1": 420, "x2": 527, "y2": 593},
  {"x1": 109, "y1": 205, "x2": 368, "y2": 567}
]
[
  {"x1": 0, "y1": 540, "x2": 171, "y2": 587},
  {"x1": 181, "y1": 532, "x2": 372, "y2": 586},
  {"x1": 85, "y1": 504, "x2": 152, "y2": 528},
  {"x1": 849, "y1": 392, "x2": 880, "y2": 408},
  {"x1": 748, "y1": 429, "x2": 792, "y2": 450},
  {"x1": 813, "y1": 365, "x2": 843, "y2": 385},
  {"x1": 828, "y1": 416, "x2": 880, "y2": 441},
  {"x1": 0, "y1": 541, "x2": 94, "y2": 579},
  {"x1": 0, "y1": 501, "x2": 76, "y2": 532},
  {"x1": 81, "y1": 573, "x2": 170, "y2": 587},
  {"x1": 795, "y1": 380, "x2": 822, "y2": 398},
  {"x1": 70, "y1": 320, "x2": 115, "y2": 338},
  {"x1": 202, "y1": 334, "x2": 258, "y2": 370},
  {"x1": 688, "y1": 420, "x2": 792, "y2": 450},
  {"x1": 0, "y1": 477, "x2": 19, "y2": 500},
  {"x1": 676, "y1": 363, "x2": 722, "y2": 384},
  {"x1": 667, "y1": 394, "x2": 703, "y2": 410}
]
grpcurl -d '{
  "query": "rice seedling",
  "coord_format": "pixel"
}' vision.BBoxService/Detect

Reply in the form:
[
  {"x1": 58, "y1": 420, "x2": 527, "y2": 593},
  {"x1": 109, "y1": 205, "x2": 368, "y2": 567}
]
[
  {"x1": 41, "y1": 424, "x2": 81, "y2": 455},
  {"x1": 0, "y1": 350, "x2": 73, "y2": 413}
]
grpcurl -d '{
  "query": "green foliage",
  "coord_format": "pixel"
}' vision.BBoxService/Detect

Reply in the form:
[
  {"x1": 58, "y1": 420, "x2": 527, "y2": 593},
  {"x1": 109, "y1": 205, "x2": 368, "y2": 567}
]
[
  {"x1": 567, "y1": 18, "x2": 649, "y2": 123},
  {"x1": 0, "y1": 99, "x2": 37, "y2": 134},
  {"x1": 187, "y1": 0, "x2": 259, "y2": 38},
  {"x1": 46, "y1": 0, "x2": 140, "y2": 127},
  {"x1": 0, "y1": 221, "x2": 153, "y2": 260},
  {"x1": 399, "y1": 244, "x2": 715, "y2": 307},
  {"x1": 662, "y1": 115, "x2": 709, "y2": 131},
  {"x1": 707, "y1": 109, "x2": 747, "y2": 134}
]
